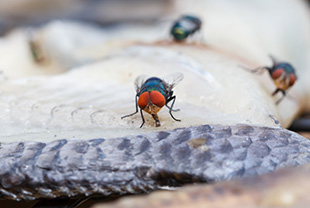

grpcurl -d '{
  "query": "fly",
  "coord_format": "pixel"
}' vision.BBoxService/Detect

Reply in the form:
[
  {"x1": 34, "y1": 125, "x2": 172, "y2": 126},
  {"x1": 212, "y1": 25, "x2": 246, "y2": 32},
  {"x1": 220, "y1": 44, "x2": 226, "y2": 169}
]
[
  {"x1": 171, "y1": 15, "x2": 202, "y2": 42},
  {"x1": 245, "y1": 56, "x2": 297, "y2": 104},
  {"x1": 122, "y1": 73, "x2": 183, "y2": 128}
]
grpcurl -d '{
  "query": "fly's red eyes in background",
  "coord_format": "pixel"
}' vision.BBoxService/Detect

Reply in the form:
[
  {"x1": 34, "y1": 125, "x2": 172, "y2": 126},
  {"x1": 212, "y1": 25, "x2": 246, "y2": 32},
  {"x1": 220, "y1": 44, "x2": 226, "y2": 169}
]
[
  {"x1": 272, "y1": 68, "x2": 284, "y2": 79},
  {"x1": 272, "y1": 68, "x2": 296, "y2": 87},
  {"x1": 242, "y1": 56, "x2": 297, "y2": 105},
  {"x1": 150, "y1": 91, "x2": 165, "y2": 108},
  {"x1": 289, "y1": 74, "x2": 296, "y2": 86}
]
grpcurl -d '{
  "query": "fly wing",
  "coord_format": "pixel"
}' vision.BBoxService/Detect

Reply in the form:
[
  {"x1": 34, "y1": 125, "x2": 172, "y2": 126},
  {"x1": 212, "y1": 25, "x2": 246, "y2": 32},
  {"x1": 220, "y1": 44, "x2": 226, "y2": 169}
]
[
  {"x1": 162, "y1": 72, "x2": 184, "y2": 91},
  {"x1": 269, "y1": 55, "x2": 279, "y2": 66},
  {"x1": 134, "y1": 75, "x2": 148, "y2": 94}
]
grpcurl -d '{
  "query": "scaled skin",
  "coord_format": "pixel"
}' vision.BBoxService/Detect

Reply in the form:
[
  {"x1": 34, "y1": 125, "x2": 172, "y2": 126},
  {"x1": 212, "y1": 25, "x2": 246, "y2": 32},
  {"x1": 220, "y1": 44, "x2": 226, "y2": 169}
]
[{"x1": 93, "y1": 164, "x2": 310, "y2": 208}]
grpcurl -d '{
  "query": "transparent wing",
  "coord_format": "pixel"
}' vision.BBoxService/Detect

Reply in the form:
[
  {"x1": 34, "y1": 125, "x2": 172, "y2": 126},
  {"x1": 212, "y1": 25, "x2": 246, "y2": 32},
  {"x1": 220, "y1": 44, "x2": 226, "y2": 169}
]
[
  {"x1": 134, "y1": 75, "x2": 148, "y2": 94},
  {"x1": 269, "y1": 55, "x2": 279, "y2": 66},
  {"x1": 162, "y1": 72, "x2": 184, "y2": 91}
]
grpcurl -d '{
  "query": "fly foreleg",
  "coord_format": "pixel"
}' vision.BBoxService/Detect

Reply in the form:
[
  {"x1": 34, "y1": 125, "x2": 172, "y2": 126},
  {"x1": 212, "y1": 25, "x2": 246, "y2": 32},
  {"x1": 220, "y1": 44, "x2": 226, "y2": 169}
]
[
  {"x1": 275, "y1": 90, "x2": 286, "y2": 105},
  {"x1": 165, "y1": 104, "x2": 180, "y2": 112},
  {"x1": 241, "y1": 66, "x2": 269, "y2": 75},
  {"x1": 165, "y1": 91, "x2": 180, "y2": 112},
  {"x1": 139, "y1": 109, "x2": 145, "y2": 128},
  {"x1": 166, "y1": 95, "x2": 181, "y2": 121},
  {"x1": 272, "y1": 88, "x2": 280, "y2": 96},
  {"x1": 121, "y1": 95, "x2": 139, "y2": 119}
]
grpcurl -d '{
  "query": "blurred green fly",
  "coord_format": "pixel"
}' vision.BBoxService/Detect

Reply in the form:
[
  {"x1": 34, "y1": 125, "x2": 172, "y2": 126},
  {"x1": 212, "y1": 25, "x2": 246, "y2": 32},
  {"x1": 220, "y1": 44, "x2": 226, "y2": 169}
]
[{"x1": 171, "y1": 15, "x2": 202, "y2": 41}]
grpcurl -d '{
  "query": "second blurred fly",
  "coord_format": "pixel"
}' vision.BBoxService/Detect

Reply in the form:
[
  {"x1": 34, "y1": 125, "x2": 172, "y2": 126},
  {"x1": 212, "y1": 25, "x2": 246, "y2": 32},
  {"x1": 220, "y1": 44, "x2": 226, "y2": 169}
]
[
  {"x1": 247, "y1": 56, "x2": 297, "y2": 104},
  {"x1": 171, "y1": 15, "x2": 202, "y2": 42}
]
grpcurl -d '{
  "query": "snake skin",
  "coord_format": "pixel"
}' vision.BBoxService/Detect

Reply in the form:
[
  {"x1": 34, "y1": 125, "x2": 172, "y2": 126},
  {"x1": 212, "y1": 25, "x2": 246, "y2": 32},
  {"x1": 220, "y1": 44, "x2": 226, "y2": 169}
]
[{"x1": 0, "y1": 124, "x2": 310, "y2": 200}]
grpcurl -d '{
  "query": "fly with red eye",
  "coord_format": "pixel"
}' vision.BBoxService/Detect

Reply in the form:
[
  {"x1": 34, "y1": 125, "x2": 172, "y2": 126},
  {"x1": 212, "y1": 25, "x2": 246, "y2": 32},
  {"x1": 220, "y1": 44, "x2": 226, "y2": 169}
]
[
  {"x1": 245, "y1": 56, "x2": 297, "y2": 104},
  {"x1": 121, "y1": 73, "x2": 183, "y2": 128}
]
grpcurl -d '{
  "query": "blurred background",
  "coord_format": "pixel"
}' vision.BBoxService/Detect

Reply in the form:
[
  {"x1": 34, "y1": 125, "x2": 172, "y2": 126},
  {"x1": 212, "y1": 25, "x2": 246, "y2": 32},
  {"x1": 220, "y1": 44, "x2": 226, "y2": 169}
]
[{"x1": 0, "y1": 0, "x2": 175, "y2": 36}]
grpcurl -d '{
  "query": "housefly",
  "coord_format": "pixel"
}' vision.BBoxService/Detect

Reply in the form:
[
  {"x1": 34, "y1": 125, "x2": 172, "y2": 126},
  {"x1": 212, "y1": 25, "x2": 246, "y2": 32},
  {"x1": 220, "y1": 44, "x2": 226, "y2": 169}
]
[
  {"x1": 246, "y1": 56, "x2": 297, "y2": 104},
  {"x1": 122, "y1": 73, "x2": 183, "y2": 127},
  {"x1": 171, "y1": 15, "x2": 202, "y2": 41}
]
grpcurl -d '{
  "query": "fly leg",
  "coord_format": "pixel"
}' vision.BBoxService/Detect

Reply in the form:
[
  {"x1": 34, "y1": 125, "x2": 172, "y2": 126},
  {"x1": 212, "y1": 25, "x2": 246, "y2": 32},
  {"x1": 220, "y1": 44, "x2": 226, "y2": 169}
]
[
  {"x1": 166, "y1": 96, "x2": 181, "y2": 121},
  {"x1": 272, "y1": 88, "x2": 286, "y2": 104},
  {"x1": 152, "y1": 113, "x2": 161, "y2": 127},
  {"x1": 275, "y1": 90, "x2": 286, "y2": 105},
  {"x1": 272, "y1": 88, "x2": 280, "y2": 96},
  {"x1": 240, "y1": 66, "x2": 269, "y2": 75},
  {"x1": 165, "y1": 104, "x2": 180, "y2": 112},
  {"x1": 165, "y1": 92, "x2": 180, "y2": 112},
  {"x1": 121, "y1": 95, "x2": 139, "y2": 119},
  {"x1": 122, "y1": 95, "x2": 146, "y2": 128},
  {"x1": 139, "y1": 109, "x2": 145, "y2": 128}
]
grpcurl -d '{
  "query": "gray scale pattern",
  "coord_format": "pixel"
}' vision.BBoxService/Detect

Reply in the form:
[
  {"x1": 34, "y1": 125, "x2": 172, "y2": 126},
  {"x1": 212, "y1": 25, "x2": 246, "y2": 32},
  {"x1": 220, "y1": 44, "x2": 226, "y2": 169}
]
[{"x1": 0, "y1": 124, "x2": 310, "y2": 200}]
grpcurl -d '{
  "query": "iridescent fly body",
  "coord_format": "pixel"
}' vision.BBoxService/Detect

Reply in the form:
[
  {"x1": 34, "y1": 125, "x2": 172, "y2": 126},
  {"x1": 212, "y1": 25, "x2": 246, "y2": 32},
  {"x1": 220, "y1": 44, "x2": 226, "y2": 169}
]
[
  {"x1": 248, "y1": 56, "x2": 297, "y2": 104},
  {"x1": 122, "y1": 73, "x2": 183, "y2": 128},
  {"x1": 171, "y1": 15, "x2": 202, "y2": 41}
]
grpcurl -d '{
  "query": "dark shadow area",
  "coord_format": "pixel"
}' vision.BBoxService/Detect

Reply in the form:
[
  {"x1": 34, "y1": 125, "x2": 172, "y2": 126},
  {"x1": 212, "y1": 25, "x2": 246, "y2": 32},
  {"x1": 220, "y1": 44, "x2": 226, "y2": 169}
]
[{"x1": 289, "y1": 114, "x2": 310, "y2": 132}]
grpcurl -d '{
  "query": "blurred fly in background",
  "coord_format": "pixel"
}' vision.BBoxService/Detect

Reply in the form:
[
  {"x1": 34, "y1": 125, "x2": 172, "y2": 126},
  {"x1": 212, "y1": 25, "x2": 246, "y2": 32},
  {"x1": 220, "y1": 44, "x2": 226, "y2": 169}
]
[
  {"x1": 122, "y1": 73, "x2": 183, "y2": 127},
  {"x1": 246, "y1": 56, "x2": 297, "y2": 104},
  {"x1": 170, "y1": 15, "x2": 202, "y2": 41}
]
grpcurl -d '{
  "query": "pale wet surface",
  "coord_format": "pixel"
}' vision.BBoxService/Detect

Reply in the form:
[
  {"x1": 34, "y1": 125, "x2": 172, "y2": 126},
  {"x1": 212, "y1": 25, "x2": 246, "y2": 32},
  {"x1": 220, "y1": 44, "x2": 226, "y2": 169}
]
[{"x1": 0, "y1": 44, "x2": 286, "y2": 143}]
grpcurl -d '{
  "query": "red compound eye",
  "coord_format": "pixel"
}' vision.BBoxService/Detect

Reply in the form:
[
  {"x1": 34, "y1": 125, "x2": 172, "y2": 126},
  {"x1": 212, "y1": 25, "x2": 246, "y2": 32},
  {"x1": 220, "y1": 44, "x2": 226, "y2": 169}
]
[
  {"x1": 272, "y1": 68, "x2": 285, "y2": 79},
  {"x1": 289, "y1": 74, "x2": 296, "y2": 86},
  {"x1": 150, "y1": 91, "x2": 165, "y2": 108},
  {"x1": 138, "y1": 92, "x2": 149, "y2": 109}
]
